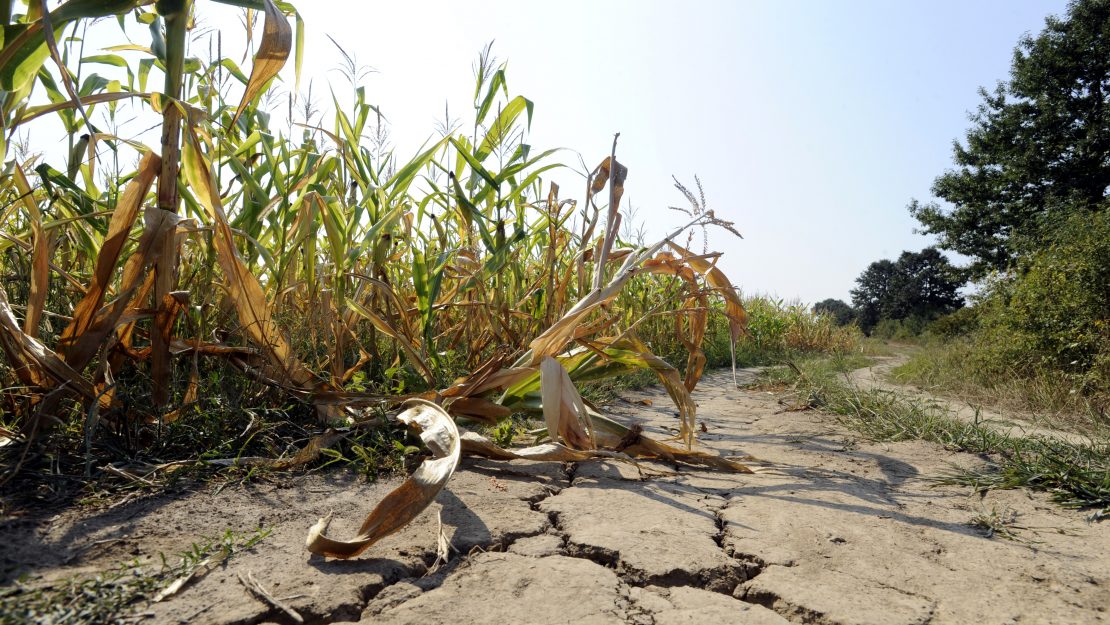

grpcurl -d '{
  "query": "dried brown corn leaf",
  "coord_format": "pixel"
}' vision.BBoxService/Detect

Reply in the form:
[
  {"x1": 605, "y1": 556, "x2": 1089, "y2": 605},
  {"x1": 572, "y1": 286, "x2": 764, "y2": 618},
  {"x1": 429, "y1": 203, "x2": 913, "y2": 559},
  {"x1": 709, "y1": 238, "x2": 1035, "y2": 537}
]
[
  {"x1": 305, "y1": 399, "x2": 460, "y2": 559},
  {"x1": 668, "y1": 242, "x2": 748, "y2": 341},
  {"x1": 589, "y1": 156, "x2": 628, "y2": 210},
  {"x1": 591, "y1": 415, "x2": 755, "y2": 473},
  {"x1": 12, "y1": 164, "x2": 49, "y2": 340},
  {"x1": 445, "y1": 397, "x2": 512, "y2": 425},
  {"x1": 460, "y1": 431, "x2": 633, "y2": 464},
  {"x1": 539, "y1": 356, "x2": 595, "y2": 450},
  {"x1": 0, "y1": 287, "x2": 96, "y2": 401},
  {"x1": 584, "y1": 337, "x2": 698, "y2": 449},
  {"x1": 183, "y1": 126, "x2": 316, "y2": 390},
  {"x1": 231, "y1": 0, "x2": 291, "y2": 127},
  {"x1": 65, "y1": 207, "x2": 178, "y2": 372},
  {"x1": 58, "y1": 151, "x2": 160, "y2": 358}
]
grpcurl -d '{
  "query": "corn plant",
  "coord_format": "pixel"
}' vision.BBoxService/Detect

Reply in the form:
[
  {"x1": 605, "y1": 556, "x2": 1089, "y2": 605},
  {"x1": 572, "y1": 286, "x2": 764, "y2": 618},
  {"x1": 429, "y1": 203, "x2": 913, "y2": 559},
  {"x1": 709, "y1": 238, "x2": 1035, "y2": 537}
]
[{"x1": 0, "y1": 0, "x2": 764, "y2": 512}]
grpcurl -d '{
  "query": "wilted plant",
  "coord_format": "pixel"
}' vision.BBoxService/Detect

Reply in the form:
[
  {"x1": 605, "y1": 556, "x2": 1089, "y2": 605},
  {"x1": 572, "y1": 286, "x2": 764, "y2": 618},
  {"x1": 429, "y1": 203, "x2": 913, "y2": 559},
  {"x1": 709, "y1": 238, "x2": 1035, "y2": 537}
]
[{"x1": 0, "y1": 0, "x2": 761, "y2": 552}]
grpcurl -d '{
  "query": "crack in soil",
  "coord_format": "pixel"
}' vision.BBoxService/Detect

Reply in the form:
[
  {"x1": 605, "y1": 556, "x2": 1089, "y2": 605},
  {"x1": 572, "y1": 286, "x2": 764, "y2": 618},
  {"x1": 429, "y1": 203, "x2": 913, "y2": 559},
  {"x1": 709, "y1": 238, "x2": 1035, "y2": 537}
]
[
  {"x1": 348, "y1": 467, "x2": 778, "y2": 625},
  {"x1": 713, "y1": 501, "x2": 767, "y2": 587},
  {"x1": 352, "y1": 463, "x2": 578, "y2": 623},
  {"x1": 735, "y1": 567, "x2": 939, "y2": 625},
  {"x1": 538, "y1": 477, "x2": 765, "y2": 597},
  {"x1": 736, "y1": 583, "x2": 839, "y2": 625}
]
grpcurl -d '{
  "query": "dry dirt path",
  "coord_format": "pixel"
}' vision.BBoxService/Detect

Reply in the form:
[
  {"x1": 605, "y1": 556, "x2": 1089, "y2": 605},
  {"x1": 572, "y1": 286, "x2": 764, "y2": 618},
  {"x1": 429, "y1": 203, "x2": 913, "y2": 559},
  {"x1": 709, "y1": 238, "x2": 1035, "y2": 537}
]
[
  {"x1": 2, "y1": 367, "x2": 1108, "y2": 625},
  {"x1": 848, "y1": 351, "x2": 1095, "y2": 445}
]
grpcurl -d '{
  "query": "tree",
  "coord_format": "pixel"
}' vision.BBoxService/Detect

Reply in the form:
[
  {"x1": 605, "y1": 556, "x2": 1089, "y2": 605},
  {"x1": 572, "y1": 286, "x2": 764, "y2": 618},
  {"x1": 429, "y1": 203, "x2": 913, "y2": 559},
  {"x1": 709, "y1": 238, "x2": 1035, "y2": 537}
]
[
  {"x1": 910, "y1": 0, "x2": 1110, "y2": 277},
  {"x1": 851, "y1": 260, "x2": 897, "y2": 334},
  {"x1": 851, "y1": 248, "x2": 964, "y2": 334},
  {"x1": 813, "y1": 298, "x2": 856, "y2": 326}
]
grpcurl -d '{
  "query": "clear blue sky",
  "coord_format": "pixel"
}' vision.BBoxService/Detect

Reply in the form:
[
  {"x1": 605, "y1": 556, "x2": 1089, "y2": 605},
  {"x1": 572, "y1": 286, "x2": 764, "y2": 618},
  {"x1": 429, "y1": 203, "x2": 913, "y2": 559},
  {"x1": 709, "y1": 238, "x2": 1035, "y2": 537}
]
[{"x1": 279, "y1": 0, "x2": 1070, "y2": 305}]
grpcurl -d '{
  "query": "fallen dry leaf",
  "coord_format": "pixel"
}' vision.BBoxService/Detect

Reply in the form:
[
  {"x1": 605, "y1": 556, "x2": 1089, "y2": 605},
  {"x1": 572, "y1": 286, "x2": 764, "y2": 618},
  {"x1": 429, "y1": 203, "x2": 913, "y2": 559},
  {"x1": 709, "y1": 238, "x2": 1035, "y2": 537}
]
[{"x1": 305, "y1": 399, "x2": 460, "y2": 559}]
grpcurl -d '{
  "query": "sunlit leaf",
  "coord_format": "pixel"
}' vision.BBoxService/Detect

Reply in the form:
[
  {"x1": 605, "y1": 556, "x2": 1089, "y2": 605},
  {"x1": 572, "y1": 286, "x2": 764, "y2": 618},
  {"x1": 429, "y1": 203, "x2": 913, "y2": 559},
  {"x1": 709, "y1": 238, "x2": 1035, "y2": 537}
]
[
  {"x1": 305, "y1": 399, "x2": 461, "y2": 559},
  {"x1": 231, "y1": 0, "x2": 291, "y2": 127}
]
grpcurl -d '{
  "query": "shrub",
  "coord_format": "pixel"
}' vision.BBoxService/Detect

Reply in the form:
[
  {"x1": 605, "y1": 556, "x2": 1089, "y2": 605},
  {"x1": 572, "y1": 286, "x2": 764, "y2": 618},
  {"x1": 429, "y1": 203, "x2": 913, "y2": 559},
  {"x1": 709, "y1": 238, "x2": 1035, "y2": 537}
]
[
  {"x1": 926, "y1": 307, "x2": 980, "y2": 338},
  {"x1": 871, "y1": 316, "x2": 928, "y2": 341},
  {"x1": 971, "y1": 209, "x2": 1110, "y2": 396}
]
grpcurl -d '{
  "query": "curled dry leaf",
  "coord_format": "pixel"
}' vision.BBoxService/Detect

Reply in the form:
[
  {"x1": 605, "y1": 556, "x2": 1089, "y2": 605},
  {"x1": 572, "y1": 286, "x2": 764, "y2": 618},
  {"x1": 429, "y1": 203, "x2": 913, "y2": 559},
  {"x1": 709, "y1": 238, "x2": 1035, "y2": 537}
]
[
  {"x1": 668, "y1": 241, "x2": 748, "y2": 340},
  {"x1": 589, "y1": 156, "x2": 628, "y2": 202},
  {"x1": 231, "y1": 0, "x2": 292, "y2": 127},
  {"x1": 305, "y1": 399, "x2": 461, "y2": 559}
]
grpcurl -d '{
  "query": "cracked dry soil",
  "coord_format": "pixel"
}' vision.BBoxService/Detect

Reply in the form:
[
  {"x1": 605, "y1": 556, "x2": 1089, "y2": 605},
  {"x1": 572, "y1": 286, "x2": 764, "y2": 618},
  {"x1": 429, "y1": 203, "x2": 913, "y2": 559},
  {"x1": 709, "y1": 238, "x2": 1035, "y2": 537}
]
[{"x1": 3, "y1": 369, "x2": 1108, "y2": 625}]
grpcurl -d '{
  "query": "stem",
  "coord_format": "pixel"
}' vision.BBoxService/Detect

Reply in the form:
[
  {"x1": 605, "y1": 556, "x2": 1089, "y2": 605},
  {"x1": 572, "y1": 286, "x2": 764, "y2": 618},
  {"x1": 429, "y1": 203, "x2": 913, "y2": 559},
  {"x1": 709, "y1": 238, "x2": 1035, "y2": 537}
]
[
  {"x1": 593, "y1": 133, "x2": 620, "y2": 290},
  {"x1": 151, "y1": 0, "x2": 192, "y2": 408}
]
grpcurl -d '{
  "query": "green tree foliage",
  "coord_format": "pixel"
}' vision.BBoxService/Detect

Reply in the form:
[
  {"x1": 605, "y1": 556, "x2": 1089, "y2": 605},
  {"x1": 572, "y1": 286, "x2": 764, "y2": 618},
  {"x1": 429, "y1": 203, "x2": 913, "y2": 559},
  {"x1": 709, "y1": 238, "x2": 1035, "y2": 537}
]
[
  {"x1": 851, "y1": 248, "x2": 964, "y2": 334},
  {"x1": 909, "y1": 0, "x2": 1110, "y2": 277},
  {"x1": 813, "y1": 298, "x2": 856, "y2": 326}
]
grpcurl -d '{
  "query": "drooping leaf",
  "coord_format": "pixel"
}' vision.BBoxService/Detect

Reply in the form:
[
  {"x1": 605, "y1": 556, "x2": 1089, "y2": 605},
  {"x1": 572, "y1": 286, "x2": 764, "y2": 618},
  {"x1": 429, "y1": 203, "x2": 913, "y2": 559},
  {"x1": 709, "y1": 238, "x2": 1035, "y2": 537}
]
[
  {"x1": 11, "y1": 165, "x2": 48, "y2": 339},
  {"x1": 347, "y1": 297, "x2": 435, "y2": 387},
  {"x1": 592, "y1": 415, "x2": 756, "y2": 473},
  {"x1": 0, "y1": 286, "x2": 96, "y2": 401},
  {"x1": 58, "y1": 152, "x2": 160, "y2": 363},
  {"x1": 539, "y1": 356, "x2": 594, "y2": 450},
  {"x1": 182, "y1": 126, "x2": 316, "y2": 389},
  {"x1": 669, "y1": 241, "x2": 749, "y2": 386},
  {"x1": 668, "y1": 242, "x2": 747, "y2": 340},
  {"x1": 231, "y1": 0, "x2": 291, "y2": 127},
  {"x1": 63, "y1": 207, "x2": 178, "y2": 373}
]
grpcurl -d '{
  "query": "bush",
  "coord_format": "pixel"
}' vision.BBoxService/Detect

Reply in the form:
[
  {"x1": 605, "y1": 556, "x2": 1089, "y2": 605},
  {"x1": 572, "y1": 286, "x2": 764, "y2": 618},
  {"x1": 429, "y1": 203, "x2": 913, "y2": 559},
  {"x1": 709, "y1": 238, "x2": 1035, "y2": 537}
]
[
  {"x1": 743, "y1": 297, "x2": 861, "y2": 359},
  {"x1": 871, "y1": 316, "x2": 928, "y2": 341},
  {"x1": 926, "y1": 307, "x2": 980, "y2": 338},
  {"x1": 971, "y1": 210, "x2": 1110, "y2": 396}
]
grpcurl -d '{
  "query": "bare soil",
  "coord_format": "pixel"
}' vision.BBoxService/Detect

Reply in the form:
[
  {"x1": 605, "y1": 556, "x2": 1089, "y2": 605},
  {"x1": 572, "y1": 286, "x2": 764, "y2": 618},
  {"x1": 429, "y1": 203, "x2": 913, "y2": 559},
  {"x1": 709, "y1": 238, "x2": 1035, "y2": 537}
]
[{"x1": 2, "y1": 366, "x2": 1107, "y2": 625}]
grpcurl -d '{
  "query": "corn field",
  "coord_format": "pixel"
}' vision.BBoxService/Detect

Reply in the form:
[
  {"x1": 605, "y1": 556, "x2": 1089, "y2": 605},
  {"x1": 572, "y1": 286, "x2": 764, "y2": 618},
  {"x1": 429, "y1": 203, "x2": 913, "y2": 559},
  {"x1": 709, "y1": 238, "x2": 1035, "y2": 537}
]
[{"x1": 0, "y1": 1, "x2": 857, "y2": 552}]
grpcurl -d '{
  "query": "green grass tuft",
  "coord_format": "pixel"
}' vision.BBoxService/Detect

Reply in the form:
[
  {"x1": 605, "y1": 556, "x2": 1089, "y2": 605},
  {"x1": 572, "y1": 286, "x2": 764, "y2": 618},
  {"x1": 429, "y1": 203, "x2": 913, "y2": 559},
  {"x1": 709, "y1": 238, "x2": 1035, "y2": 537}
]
[{"x1": 769, "y1": 358, "x2": 1110, "y2": 520}]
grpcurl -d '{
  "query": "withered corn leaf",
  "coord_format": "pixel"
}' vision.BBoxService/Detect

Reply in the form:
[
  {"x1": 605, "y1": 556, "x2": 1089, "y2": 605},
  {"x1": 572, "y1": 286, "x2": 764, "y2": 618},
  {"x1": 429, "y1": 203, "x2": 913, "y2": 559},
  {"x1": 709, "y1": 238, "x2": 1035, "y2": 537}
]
[{"x1": 305, "y1": 399, "x2": 461, "y2": 559}]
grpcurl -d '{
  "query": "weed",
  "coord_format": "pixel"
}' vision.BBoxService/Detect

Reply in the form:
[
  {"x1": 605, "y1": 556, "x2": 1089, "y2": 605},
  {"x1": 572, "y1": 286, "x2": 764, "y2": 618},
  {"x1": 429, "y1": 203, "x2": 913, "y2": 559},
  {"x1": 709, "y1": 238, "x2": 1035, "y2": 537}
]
[
  {"x1": 0, "y1": 527, "x2": 271, "y2": 625},
  {"x1": 770, "y1": 358, "x2": 1110, "y2": 520},
  {"x1": 892, "y1": 340, "x2": 1109, "y2": 436},
  {"x1": 968, "y1": 505, "x2": 1023, "y2": 540}
]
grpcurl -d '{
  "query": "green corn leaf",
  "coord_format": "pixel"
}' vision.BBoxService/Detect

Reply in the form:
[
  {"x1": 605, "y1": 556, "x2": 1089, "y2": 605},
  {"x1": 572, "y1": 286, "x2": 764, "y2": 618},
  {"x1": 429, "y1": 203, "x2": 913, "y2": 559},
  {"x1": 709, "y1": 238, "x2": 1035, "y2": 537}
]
[
  {"x1": 476, "y1": 95, "x2": 533, "y2": 163},
  {"x1": 474, "y1": 67, "x2": 506, "y2": 126},
  {"x1": 450, "y1": 136, "x2": 498, "y2": 190}
]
